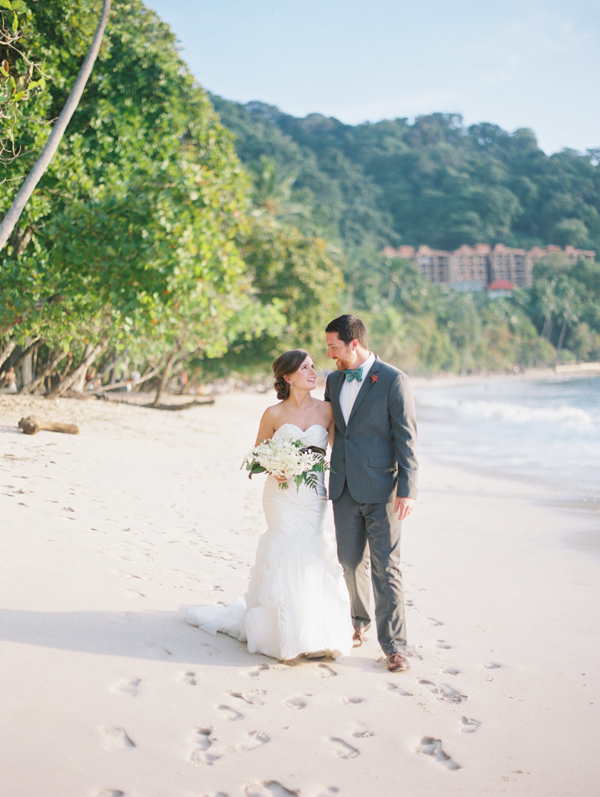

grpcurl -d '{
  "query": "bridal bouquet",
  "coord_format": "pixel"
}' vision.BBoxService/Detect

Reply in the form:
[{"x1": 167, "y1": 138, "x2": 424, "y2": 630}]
[{"x1": 243, "y1": 437, "x2": 330, "y2": 492}]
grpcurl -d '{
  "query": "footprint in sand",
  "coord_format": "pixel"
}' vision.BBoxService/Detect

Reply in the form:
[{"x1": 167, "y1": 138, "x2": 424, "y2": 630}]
[
  {"x1": 243, "y1": 664, "x2": 272, "y2": 678},
  {"x1": 91, "y1": 791, "x2": 125, "y2": 797},
  {"x1": 317, "y1": 663, "x2": 337, "y2": 678},
  {"x1": 218, "y1": 704, "x2": 244, "y2": 721},
  {"x1": 284, "y1": 695, "x2": 309, "y2": 709},
  {"x1": 484, "y1": 662, "x2": 502, "y2": 669},
  {"x1": 143, "y1": 641, "x2": 172, "y2": 657},
  {"x1": 427, "y1": 618, "x2": 444, "y2": 626},
  {"x1": 352, "y1": 722, "x2": 375, "y2": 738},
  {"x1": 435, "y1": 640, "x2": 451, "y2": 649},
  {"x1": 419, "y1": 680, "x2": 468, "y2": 703},
  {"x1": 387, "y1": 682, "x2": 414, "y2": 697},
  {"x1": 101, "y1": 726, "x2": 135, "y2": 750},
  {"x1": 461, "y1": 716, "x2": 481, "y2": 733},
  {"x1": 342, "y1": 696, "x2": 364, "y2": 704},
  {"x1": 271, "y1": 661, "x2": 298, "y2": 670},
  {"x1": 416, "y1": 736, "x2": 460, "y2": 770},
  {"x1": 120, "y1": 588, "x2": 145, "y2": 598},
  {"x1": 239, "y1": 730, "x2": 270, "y2": 751},
  {"x1": 110, "y1": 678, "x2": 141, "y2": 697},
  {"x1": 181, "y1": 671, "x2": 197, "y2": 686},
  {"x1": 442, "y1": 667, "x2": 459, "y2": 676},
  {"x1": 189, "y1": 727, "x2": 221, "y2": 766},
  {"x1": 244, "y1": 781, "x2": 299, "y2": 797},
  {"x1": 330, "y1": 737, "x2": 360, "y2": 759},
  {"x1": 229, "y1": 689, "x2": 267, "y2": 706}
]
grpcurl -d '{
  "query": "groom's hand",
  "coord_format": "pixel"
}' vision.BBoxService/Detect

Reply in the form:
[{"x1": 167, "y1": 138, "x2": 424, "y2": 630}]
[{"x1": 394, "y1": 496, "x2": 414, "y2": 521}]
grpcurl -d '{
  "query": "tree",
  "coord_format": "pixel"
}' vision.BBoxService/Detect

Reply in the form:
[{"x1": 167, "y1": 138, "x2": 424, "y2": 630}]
[
  {"x1": 0, "y1": 0, "x2": 111, "y2": 251},
  {"x1": 0, "y1": 0, "x2": 258, "y2": 395},
  {"x1": 0, "y1": 0, "x2": 47, "y2": 165},
  {"x1": 214, "y1": 96, "x2": 600, "y2": 258}
]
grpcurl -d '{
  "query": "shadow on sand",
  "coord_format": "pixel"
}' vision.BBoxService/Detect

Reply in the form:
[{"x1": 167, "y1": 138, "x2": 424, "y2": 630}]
[{"x1": 0, "y1": 606, "x2": 263, "y2": 667}]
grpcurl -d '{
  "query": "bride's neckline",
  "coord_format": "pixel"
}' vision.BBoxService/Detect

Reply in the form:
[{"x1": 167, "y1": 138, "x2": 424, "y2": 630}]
[{"x1": 276, "y1": 422, "x2": 328, "y2": 434}]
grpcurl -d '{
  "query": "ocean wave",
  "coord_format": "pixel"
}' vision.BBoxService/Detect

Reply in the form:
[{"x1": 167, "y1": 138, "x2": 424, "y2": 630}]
[{"x1": 419, "y1": 395, "x2": 599, "y2": 429}]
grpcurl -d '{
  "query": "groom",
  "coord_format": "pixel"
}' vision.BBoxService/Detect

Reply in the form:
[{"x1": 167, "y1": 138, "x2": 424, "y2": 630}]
[{"x1": 324, "y1": 314, "x2": 418, "y2": 672}]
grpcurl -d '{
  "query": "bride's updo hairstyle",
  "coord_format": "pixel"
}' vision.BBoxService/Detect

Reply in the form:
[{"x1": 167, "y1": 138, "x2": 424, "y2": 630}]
[{"x1": 273, "y1": 349, "x2": 309, "y2": 401}]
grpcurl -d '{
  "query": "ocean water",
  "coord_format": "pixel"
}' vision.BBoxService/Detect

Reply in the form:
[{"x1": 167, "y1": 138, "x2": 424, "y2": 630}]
[{"x1": 413, "y1": 375, "x2": 600, "y2": 501}]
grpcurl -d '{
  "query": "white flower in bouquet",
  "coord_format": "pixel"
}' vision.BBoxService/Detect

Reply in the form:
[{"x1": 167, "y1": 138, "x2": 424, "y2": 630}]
[{"x1": 243, "y1": 436, "x2": 330, "y2": 491}]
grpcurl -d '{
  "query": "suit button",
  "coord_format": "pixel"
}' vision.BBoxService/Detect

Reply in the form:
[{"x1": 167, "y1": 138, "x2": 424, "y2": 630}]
[{"x1": 345, "y1": 434, "x2": 349, "y2": 440}]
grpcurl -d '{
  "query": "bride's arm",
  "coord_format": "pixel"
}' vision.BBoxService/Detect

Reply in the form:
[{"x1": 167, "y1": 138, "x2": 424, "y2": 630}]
[
  {"x1": 255, "y1": 406, "x2": 277, "y2": 446},
  {"x1": 255, "y1": 406, "x2": 287, "y2": 482}
]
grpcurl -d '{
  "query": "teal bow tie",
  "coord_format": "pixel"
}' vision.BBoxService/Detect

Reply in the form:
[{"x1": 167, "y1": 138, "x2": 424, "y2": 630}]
[{"x1": 343, "y1": 367, "x2": 363, "y2": 383}]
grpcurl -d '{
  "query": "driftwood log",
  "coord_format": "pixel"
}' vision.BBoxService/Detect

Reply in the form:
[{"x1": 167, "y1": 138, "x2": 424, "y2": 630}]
[
  {"x1": 18, "y1": 415, "x2": 80, "y2": 435},
  {"x1": 153, "y1": 398, "x2": 215, "y2": 411}
]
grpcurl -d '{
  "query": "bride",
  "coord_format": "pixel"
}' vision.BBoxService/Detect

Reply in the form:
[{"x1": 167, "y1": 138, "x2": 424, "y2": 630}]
[{"x1": 187, "y1": 349, "x2": 353, "y2": 660}]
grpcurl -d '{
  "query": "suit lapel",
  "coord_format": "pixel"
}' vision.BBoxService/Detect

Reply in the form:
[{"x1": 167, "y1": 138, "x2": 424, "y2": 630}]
[{"x1": 347, "y1": 356, "x2": 381, "y2": 426}]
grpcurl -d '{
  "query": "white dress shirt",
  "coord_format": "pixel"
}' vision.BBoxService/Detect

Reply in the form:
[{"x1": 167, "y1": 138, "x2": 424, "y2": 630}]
[{"x1": 339, "y1": 352, "x2": 376, "y2": 425}]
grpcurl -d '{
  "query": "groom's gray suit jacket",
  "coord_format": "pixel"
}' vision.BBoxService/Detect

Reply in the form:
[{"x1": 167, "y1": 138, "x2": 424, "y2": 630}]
[{"x1": 324, "y1": 357, "x2": 418, "y2": 504}]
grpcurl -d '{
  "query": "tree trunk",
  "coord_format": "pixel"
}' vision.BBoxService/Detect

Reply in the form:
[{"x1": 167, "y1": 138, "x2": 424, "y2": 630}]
[
  {"x1": 20, "y1": 349, "x2": 67, "y2": 394},
  {"x1": 0, "y1": 339, "x2": 17, "y2": 372},
  {"x1": 8, "y1": 224, "x2": 35, "y2": 257},
  {"x1": 95, "y1": 349, "x2": 121, "y2": 380},
  {"x1": 10, "y1": 337, "x2": 41, "y2": 372},
  {"x1": 152, "y1": 347, "x2": 180, "y2": 408},
  {"x1": 556, "y1": 316, "x2": 568, "y2": 355},
  {"x1": 46, "y1": 335, "x2": 109, "y2": 398},
  {"x1": 0, "y1": 0, "x2": 112, "y2": 252},
  {"x1": 542, "y1": 310, "x2": 553, "y2": 342},
  {"x1": 541, "y1": 311, "x2": 551, "y2": 340},
  {"x1": 71, "y1": 344, "x2": 93, "y2": 391}
]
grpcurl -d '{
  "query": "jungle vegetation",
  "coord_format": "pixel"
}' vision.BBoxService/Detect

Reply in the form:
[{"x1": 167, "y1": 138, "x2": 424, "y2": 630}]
[{"x1": 1, "y1": 1, "x2": 598, "y2": 397}]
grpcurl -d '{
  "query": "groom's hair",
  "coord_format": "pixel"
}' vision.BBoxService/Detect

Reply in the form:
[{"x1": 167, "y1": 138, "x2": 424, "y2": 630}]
[{"x1": 325, "y1": 314, "x2": 368, "y2": 347}]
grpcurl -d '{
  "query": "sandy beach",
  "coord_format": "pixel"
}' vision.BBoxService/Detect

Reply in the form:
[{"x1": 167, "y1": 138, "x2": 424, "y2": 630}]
[{"x1": 1, "y1": 387, "x2": 599, "y2": 797}]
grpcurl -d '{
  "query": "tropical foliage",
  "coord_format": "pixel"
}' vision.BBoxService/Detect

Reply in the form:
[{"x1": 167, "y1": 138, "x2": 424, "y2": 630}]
[
  {"x1": 211, "y1": 96, "x2": 600, "y2": 373},
  {"x1": 1, "y1": 2, "x2": 599, "y2": 397},
  {"x1": 211, "y1": 98, "x2": 600, "y2": 257},
  {"x1": 0, "y1": 0, "x2": 340, "y2": 396}
]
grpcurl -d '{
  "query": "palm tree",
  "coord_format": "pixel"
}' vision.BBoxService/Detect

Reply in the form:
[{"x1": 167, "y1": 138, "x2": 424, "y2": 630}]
[{"x1": 0, "y1": 0, "x2": 111, "y2": 251}]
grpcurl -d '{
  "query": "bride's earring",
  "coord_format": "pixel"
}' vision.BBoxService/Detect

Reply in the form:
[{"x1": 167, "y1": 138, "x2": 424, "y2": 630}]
[{"x1": 289, "y1": 381, "x2": 294, "y2": 388}]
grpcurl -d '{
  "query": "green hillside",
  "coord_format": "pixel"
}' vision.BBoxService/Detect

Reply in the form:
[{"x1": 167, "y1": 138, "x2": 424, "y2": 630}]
[
  {"x1": 208, "y1": 96, "x2": 600, "y2": 372},
  {"x1": 210, "y1": 96, "x2": 600, "y2": 260}
]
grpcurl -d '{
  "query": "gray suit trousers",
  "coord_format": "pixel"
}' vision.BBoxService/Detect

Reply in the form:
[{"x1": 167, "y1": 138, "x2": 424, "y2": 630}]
[{"x1": 332, "y1": 482, "x2": 406, "y2": 654}]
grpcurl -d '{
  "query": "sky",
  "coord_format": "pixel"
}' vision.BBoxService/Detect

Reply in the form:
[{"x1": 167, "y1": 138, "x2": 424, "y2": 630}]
[{"x1": 144, "y1": 0, "x2": 600, "y2": 156}]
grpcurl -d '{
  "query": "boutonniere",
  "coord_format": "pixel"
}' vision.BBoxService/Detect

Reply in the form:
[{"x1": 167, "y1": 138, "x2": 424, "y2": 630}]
[{"x1": 370, "y1": 375, "x2": 378, "y2": 383}]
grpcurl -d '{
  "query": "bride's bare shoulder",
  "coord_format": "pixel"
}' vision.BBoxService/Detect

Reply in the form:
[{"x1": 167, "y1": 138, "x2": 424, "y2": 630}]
[
  {"x1": 263, "y1": 401, "x2": 286, "y2": 419},
  {"x1": 311, "y1": 397, "x2": 333, "y2": 422},
  {"x1": 312, "y1": 396, "x2": 332, "y2": 412},
  {"x1": 259, "y1": 402, "x2": 287, "y2": 428},
  {"x1": 256, "y1": 402, "x2": 286, "y2": 444}
]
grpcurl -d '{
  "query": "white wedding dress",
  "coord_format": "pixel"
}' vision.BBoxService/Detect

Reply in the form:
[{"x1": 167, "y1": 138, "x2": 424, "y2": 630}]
[{"x1": 187, "y1": 424, "x2": 353, "y2": 660}]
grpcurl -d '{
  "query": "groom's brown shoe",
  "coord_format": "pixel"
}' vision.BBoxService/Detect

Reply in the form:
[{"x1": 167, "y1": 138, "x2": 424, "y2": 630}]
[
  {"x1": 352, "y1": 627, "x2": 366, "y2": 648},
  {"x1": 387, "y1": 651, "x2": 410, "y2": 672}
]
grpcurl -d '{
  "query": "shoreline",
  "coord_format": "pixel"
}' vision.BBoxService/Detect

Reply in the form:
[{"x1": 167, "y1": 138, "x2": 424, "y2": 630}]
[
  {"x1": 1, "y1": 390, "x2": 599, "y2": 796},
  {"x1": 409, "y1": 364, "x2": 598, "y2": 389}
]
